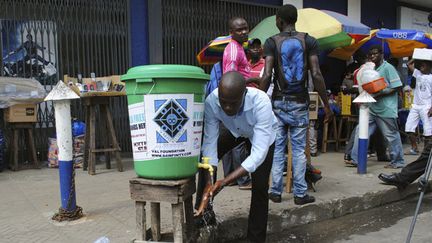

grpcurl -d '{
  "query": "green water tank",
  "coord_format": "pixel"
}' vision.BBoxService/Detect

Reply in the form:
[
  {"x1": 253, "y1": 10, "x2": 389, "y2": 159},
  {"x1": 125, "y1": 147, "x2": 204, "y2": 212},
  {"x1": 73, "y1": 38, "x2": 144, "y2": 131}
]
[{"x1": 121, "y1": 65, "x2": 209, "y2": 179}]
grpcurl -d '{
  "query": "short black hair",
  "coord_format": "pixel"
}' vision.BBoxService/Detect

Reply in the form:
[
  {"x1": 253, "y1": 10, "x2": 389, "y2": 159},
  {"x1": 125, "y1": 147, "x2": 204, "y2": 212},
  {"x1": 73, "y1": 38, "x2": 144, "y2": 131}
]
[
  {"x1": 368, "y1": 45, "x2": 383, "y2": 54},
  {"x1": 276, "y1": 4, "x2": 298, "y2": 25},
  {"x1": 228, "y1": 17, "x2": 245, "y2": 30},
  {"x1": 415, "y1": 59, "x2": 432, "y2": 68}
]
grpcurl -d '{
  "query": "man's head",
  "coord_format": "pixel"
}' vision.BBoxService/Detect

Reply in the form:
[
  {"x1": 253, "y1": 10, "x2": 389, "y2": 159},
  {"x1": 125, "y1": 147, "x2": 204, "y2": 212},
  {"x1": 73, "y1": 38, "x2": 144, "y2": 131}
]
[
  {"x1": 248, "y1": 38, "x2": 262, "y2": 62},
  {"x1": 276, "y1": 4, "x2": 298, "y2": 31},
  {"x1": 367, "y1": 45, "x2": 383, "y2": 67},
  {"x1": 229, "y1": 17, "x2": 249, "y2": 44},
  {"x1": 414, "y1": 59, "x2": 432, "y2": 74},
  {"x1": 218, "y1": 71, "x2": 246, "y2": 116},
  {"x1": 26, "y1": 33, "x2": 33, "y2": 41}
]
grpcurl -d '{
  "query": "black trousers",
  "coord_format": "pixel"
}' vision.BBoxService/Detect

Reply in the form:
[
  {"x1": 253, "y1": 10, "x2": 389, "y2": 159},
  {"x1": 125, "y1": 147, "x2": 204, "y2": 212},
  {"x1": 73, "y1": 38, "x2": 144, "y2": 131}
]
[
  {"x1": 219, "y1": 125, "x2": 251, "y2": 186},
  {"x1": 195, "y1": 131, "x2": 275, "y2": 243},
  {"x1": 396, "y1": 137, "x2": 432, "y2": 184}
]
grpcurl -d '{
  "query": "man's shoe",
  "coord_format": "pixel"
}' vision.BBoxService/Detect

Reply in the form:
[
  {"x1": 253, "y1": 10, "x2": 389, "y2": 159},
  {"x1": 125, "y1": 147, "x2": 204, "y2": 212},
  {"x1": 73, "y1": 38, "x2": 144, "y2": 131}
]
[
  {"x1": 294, "y1": 194, "x2": 315, "y2": 205},
  {"x1": 239, "y1": 182, "x2": 252, "y2": 190},
  {"x1": 378, "y1": 173, "x2": 408, "y2": 190},
  {"x1": 268, "y1": 193, "x2": 282, "y2": 203},
  {"x1": 344, "y1": 153, "x2": 352, "y2": 162},
  {"x1": 310, "y1": 152, "x2": 318, "y2": 157},
  {"x1": 377, "y1": 156, "x2": 391, "y2": 162},
  {"x1": 404, "y1": 149, "x2": 419, "y2": 156},
  {"x1": 384, "y1": 163, "x2": 405, "y2": 169}
]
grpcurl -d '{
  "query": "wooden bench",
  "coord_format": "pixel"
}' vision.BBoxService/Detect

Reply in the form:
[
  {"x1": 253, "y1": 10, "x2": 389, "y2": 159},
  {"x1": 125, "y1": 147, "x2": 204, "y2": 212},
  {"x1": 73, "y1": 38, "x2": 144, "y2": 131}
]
[
  {"x1": 8, "y1": 122, "x2": 39, "y2": 171},
  {"x1": 130, "y1": 177, "x2": 196, "y2": 243}
]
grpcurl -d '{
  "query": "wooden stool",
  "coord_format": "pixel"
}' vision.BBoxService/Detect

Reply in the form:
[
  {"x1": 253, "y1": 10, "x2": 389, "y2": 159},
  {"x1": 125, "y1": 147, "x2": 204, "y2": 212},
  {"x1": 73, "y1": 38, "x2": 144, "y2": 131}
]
[
  {"x1": 285, "y1": 125, "x2": 312, "y2": 193},
  {"x1": 8, "y1": 122, "x2": 39, "y2": 171},
  {"x1": 321, "y1": 116, "x2": 339, "y2": 153},
  {"x1": 337, "y1": 115, "x2": 358, "y2": 149},
  {"x1": 130, "y1": 177, "x2": 196, "y2": 243},
  {"x1": 82, "y1": 96, "x2": 123, "y2": 175}
]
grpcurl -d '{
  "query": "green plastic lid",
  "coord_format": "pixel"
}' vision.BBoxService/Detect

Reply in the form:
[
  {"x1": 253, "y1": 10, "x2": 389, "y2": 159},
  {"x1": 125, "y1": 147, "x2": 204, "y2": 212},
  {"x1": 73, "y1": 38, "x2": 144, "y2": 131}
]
[{"x1": 121, "y1": 64, "x2": 209, "y2": 82}]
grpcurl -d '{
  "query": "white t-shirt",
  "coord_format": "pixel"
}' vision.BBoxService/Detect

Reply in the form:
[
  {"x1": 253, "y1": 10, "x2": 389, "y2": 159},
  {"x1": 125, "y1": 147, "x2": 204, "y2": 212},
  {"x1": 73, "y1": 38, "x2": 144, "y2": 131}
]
[{"x1": 412, "y1": 69, "x2": 432, "y2": 106}]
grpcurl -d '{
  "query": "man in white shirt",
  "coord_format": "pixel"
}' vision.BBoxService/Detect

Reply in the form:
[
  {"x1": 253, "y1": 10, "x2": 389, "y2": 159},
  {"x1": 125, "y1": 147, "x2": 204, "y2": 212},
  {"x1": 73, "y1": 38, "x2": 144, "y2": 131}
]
[{"x1": 196, "y1": 71, "x2": 277, "y2": 242}]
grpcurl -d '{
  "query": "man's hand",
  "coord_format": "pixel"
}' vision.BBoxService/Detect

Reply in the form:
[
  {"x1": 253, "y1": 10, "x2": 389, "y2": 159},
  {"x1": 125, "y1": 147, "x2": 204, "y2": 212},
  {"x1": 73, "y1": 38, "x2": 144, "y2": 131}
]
[
  {"x1": 209, "y1": 180, "x2": 225, "y2": 197},
  {"x1": 194, "y1": 180, "x2": 225, "y2": 217},
  {"x1": 324, "y1": 106, "x2": 334, "y2": 123},
  {"x1": 194, "y1": 183, "x2": 213, "y2": 217},
  {"x1": 407, "y1": 59, "x2": 415, "y2": 72}
]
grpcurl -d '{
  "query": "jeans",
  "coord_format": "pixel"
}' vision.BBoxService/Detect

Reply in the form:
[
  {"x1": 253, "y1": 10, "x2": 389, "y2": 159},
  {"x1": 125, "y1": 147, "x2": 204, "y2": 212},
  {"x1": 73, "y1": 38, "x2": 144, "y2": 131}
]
[
  {"x1": 270, "y1": 100, "x2": 309, "y2": 197},
  {"x1": 351, "y1": 114, "x2": 405, "y2": 167},
  {"x1": 345, "y1": 126, "x2": 388, "y2": 159},
  {"x1": 308, "y1": 120, "x2": 317, "y2": 154}
]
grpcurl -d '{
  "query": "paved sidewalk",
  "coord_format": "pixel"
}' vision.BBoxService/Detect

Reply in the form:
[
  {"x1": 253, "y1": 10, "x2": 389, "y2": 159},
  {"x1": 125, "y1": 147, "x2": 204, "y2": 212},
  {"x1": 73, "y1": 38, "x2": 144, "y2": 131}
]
[{"x1": 0, "y1": 151, "x2": 425, "y2": 243}]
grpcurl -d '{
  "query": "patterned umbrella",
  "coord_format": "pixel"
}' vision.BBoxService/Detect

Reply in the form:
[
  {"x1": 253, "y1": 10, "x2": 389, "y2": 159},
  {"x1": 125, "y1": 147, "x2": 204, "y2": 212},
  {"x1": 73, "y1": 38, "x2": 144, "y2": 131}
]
[
  {"x1": 329, "y1": 29, "x2": 432, "y2": 60},
  {"x1": 196, "y1": 35, "x2": 249, "y2": 65},
  {"x1": 248, "y1": 8, "x2": 370, "y2": 51}
]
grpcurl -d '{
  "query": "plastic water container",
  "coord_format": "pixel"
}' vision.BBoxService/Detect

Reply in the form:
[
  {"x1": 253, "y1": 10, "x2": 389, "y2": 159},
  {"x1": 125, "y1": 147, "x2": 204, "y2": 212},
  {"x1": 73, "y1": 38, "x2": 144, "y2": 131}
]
[{"x1": 121, "y1": 65, "x2": 209, "y2": 179}]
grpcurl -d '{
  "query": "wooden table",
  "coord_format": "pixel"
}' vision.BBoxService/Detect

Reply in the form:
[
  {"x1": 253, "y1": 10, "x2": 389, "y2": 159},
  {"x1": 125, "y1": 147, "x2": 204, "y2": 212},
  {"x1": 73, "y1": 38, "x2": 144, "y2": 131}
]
[{"x1": 81, "y1": 92, "x2": 125, "y2": 175}]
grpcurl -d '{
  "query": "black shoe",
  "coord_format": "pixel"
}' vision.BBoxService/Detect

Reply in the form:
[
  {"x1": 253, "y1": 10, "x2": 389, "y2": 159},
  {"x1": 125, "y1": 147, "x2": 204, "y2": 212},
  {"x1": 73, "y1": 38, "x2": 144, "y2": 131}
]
[
  {"x1": 378, "y1": 173, "x2": 408, "y2": 190},
  {"x1": 344, "y1": 153, "x2": 352, "y2": 162},
  {"x1": 268, "y1": 193, "x2": 282, "y2": 203},
  {"x1": 377, "y1": 156, "x2": 391, "y2": 162},
  {"x1": 310, "y1": 152, "x2": 317, "y2": 157},
  {"x1": 294, "y1": 194, "x2": 315, "y2": 205}
]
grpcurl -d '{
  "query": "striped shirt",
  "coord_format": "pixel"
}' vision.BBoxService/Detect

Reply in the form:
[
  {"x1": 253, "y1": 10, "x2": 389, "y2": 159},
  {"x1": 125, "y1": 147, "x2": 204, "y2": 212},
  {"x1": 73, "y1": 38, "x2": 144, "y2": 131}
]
[{"x1": 222, "y1": 40, "x2": 251, "y2": 79}]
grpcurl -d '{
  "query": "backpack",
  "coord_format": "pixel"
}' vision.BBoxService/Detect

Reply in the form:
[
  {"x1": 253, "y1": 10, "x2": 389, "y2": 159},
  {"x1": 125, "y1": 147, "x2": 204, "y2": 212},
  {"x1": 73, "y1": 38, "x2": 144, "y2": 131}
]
[
  {"x1": 272, "y1": 32, "x2": 308, "y2": 99},
  {"x1": 205, "y1": 61, "x2": 223, "y2": 98}
]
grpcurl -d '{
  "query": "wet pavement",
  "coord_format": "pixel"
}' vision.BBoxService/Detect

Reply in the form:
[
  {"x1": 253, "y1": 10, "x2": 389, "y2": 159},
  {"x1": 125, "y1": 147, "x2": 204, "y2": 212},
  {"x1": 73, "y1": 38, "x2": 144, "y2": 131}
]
[{"x1": 230, "y1": 194, "x2": 432, "y2": 243}]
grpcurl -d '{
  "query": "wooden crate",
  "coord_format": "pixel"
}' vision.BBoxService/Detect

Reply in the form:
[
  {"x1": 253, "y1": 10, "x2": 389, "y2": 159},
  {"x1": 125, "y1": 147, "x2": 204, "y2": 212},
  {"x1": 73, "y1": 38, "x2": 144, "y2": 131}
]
[
  {"x1": 4, "y1": 104, "x2": 37, "y2": 123},
  {"x1": 309, "y1": 92, "x2": 319, "y2": 120},
  {"x1": 338, "y1": 92, "x2": 351, "y2": 116}
]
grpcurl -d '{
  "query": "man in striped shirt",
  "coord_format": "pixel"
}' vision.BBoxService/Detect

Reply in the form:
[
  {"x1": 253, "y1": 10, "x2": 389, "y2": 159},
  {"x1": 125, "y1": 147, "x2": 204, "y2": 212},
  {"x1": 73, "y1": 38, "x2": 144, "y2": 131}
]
[{"x1": 222, "y1": 17, "x2": 260, "y2": 88}]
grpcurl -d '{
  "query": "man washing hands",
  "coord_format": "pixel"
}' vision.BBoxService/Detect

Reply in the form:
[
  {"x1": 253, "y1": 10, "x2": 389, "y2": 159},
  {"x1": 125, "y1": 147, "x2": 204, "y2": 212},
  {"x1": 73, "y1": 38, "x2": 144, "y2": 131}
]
[{"x1": 195, "y1": 71, "x2": 277, "y2": 242}]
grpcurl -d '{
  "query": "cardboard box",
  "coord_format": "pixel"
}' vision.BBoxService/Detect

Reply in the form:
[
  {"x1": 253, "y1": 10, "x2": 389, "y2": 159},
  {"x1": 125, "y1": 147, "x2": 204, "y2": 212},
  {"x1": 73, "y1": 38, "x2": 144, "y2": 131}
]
[
  {"x1": 338, "y1": 92, "x2": 352, "y2": 115},
  {"x1": 5, "y1": 104, "x2": 38, "y2": 123},
  {"x1": 309, "y1": 92, "x2": 319, "y2": 120},
  {"x1": 403, "y1": 89, "x2": 413, "y2": 109}
]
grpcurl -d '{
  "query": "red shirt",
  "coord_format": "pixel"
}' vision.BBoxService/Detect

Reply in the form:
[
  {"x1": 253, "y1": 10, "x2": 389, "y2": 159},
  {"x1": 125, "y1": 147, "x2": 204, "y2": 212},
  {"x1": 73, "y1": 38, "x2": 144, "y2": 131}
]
[{"x1": 250, "y1": 58, "x2": 265, "y2": 78}]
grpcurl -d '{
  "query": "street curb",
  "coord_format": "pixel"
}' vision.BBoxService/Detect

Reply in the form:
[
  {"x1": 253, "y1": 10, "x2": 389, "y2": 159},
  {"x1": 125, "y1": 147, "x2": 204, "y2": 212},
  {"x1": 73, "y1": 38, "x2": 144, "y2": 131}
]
[{"x1": 197, "y1": 183, "x2": 430, "y2": 242}]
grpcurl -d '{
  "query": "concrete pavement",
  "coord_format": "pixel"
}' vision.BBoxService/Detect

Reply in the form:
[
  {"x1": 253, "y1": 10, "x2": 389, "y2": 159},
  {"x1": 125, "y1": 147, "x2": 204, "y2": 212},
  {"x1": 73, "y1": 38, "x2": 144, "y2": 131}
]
[{"x1": 0, "y1": 151, "x2": 427, "y2": 243}]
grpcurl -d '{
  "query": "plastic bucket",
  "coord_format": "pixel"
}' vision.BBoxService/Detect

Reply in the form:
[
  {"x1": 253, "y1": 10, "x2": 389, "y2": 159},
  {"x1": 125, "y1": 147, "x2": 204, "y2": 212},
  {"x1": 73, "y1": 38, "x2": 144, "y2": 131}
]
[{"x1": 121, "y1": 65, "x2": 209, "y2": 179}]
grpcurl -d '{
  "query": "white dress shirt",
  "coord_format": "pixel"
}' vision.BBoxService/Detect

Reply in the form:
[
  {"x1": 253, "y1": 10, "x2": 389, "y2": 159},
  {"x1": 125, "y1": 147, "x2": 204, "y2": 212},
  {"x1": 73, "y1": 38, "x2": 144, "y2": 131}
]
[{"x1": 201, "y1": 87, "x2": 278, "y2": 173}]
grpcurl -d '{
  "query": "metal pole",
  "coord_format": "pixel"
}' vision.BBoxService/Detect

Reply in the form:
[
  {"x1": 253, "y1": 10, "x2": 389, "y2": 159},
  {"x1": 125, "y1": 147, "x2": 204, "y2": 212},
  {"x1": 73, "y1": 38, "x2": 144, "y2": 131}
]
[
  {"x1": 54, "y1": 99, "x2": 76, "y2": 211},
  {"x1": 357, "y1": 104, "x2": 369, "y2": 174},
  {"x1": 45, "y1": 81, "x2": 81, "y2": 221},
  {"x1": 406, "y1": 148, "x2": 432, "y2": 243}
]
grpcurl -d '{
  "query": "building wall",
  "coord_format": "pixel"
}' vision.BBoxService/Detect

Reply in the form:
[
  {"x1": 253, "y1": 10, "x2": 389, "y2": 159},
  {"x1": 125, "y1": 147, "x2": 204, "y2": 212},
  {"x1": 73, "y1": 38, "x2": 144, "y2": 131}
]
[
  {"x1": 303, "y1": 0, "x2": 348, "y2": 14},
  {"x1": 361, "y1": 0, "x2": 397, "y2": 29}
]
